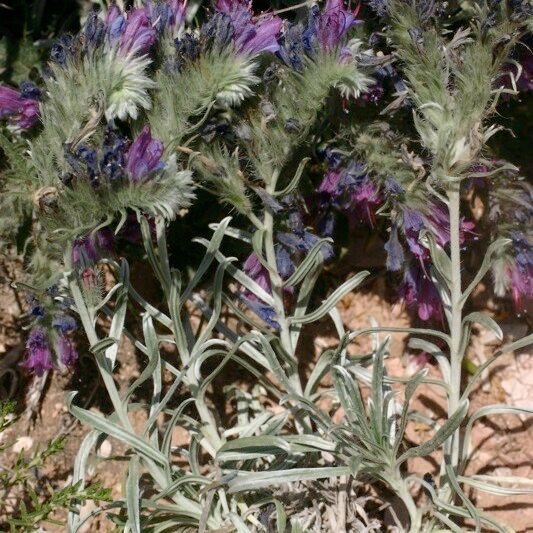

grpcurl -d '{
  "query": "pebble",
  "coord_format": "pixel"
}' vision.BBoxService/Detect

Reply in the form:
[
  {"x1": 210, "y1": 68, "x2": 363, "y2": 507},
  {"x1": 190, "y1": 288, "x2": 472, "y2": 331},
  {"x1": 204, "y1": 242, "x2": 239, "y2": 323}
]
[{"x1": 13, "y1": 436, "x2": 34, "y2": 453}]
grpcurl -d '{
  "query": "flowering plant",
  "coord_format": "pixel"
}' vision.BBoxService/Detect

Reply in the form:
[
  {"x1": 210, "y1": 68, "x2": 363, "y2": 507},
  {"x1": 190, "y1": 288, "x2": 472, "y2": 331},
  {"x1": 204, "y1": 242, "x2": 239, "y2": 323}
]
[{"x1": 0, "y1": 0, "x2": 532, "y2": 531}]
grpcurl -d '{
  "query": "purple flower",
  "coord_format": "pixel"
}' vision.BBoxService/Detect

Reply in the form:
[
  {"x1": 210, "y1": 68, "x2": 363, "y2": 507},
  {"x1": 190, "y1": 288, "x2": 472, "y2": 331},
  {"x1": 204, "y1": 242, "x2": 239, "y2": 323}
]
[
  {"x1": 55, "y1": 335, "x2": 78, "y2": 367},
  {"x1": 277, "y1": 230, "x2": 334, "y2": 261},
  {"x1": 243, "y1": 252, "x2": 272, "y2": 295},
  {"x1": 349, "y1": 178, "x2": 381, "y2": 225},
  {"x1": 400, "y1": 264, "x2": 443, "y2": 321},
  {"x1": 19, "y1": 81, "x2": 41, "y2": 100},
  {"x1": 120, "y1": 8, "x2": 157, "y2": 55},
  {"x1": 402, "y1": 207, "x2": 427, "y2": 260},
  {"x1": 316, "y1": 0, "x2": 360, "y2": 51},
  {"x1": 50, "y1": 35, "x2": 75, "y2": 65},
  {"x1": 359, "y1": 83, "x2": 384, "y2": 104},
  {"x1": 401, "y1": 205, "x2": 475, "y2": 261},
  {"x1": 100, "y1": 125, "x2": 127, "y2": 181},
  {"x1": 21, "y1": 327, "x2": 54, "y2": 376},
  {"x1": 215, "y1": 0, "x2": 282, "y2": 55},
  {"x1": 144, "y1": 0, "x2": 186, "y2": 33},
  {"x1": 0, "y1": 85, "x2": 40, "y2": 129},
  {"x1": 506, "y1": 232, "x2": 533, "y2": 311},
  {"x1": 72, "y1": 229, "x2": 114, "y2": 265},
  {"x1": 319, "y1": 169, "x2": 343, "y2": 195},
  {"x1": 106, "y1": 5, "x2": 127, "y2": 42},
  {"x1": 241, "y1": 252, "x2": 280, "y2": 328},
  {"x1": 125, "y1": 126, "x2": 165, "y2": 181},
  {"x1": 170, "y1": 0, "x2": 187, "y2": 29}
]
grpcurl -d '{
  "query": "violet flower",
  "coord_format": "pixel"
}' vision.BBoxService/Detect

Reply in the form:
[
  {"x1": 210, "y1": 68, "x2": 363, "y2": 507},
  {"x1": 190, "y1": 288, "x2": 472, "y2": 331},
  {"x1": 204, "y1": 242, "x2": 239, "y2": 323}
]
[
  {"x1": 120, "y1": 8, "x2": 157, "y2": 55},
  {"x1": 240, "y1": 296, "x2": 280, "y2": 329},
  {"x1": 316, "y1": 0, "x2": 360, "y2": 51},
  {"x1": 318, "y1": 168, "x2": 343, "y2": 195},
  {"x1": 242, "y1": 252, "x2": 279, "y2": 328},
  {"x1": 125, "y1": 126, "x2": 165, "y2": 181},
  {"x1": 72, "y1": 229, "x2": 114, "y2": 265},
  {"x1": 276, "y1": 245, "x2": 296, "y2": 279},
  {"x1": 243, "y1": 252, "x2": 272, "y2": 295},
  {"x1": 349, "y1": 178, "x2": 381, "y2": 225},
  {"x1": 145, "y1": 0, "x2": 187, "y2": 33},
  {"x1": 55, "y1": 335, "x2": 78, "y2": 367},
  {"x1": 507, "y1": 231, "x2": 533, "y2": 311},
  {"x1": 400, "y1": 263, "x2": 443, "y2": 321},
  {"x1": 214, "y1": 0, "x2": 282, "y2": 55},
  {"x1": 84, "y1": 11, "x2": 105, "y2": 49},
  {"x1": 277, "y1": 230, "x2": 334, "y2": 261},
  {"x1": 402, "y1": 205, "x2": 475, "y2": 262},
  {"x1": 21, "y1": 327, "x2": 54, "y2": 376},
  {"x1": 0, "y1": 84, "x2": 40, "y2": 129}
]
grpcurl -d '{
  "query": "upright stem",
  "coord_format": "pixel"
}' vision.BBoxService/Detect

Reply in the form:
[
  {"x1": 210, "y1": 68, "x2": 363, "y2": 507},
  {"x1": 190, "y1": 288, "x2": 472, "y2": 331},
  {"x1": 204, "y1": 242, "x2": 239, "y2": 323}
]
[
  {"x1": 264, "y1": 172, "x2": 303, "y2": 396},
  {"x1": 447, "y1": 184, "x2": 463, "y2": 471}
]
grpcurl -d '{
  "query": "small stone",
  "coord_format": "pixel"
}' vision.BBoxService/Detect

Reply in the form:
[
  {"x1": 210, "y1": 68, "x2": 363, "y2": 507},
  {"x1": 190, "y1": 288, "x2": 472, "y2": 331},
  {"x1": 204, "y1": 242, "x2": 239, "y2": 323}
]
[
  {"x1": 13, "y1": 436, "x2": 34, "y2": 453},
  {"x1": 99, "y1": 439, "x2": 112, "y2": 458}
]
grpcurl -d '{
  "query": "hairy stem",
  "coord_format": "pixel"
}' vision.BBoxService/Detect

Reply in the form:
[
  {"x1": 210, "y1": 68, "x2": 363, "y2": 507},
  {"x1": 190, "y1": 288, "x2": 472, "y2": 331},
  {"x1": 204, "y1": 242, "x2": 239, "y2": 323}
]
[
  {"x1": 264, "y1": 172, "x2": 301, "y2": 394},
  {"x1": 447, "y1": 185, "x2": 463, "y2": 471}
]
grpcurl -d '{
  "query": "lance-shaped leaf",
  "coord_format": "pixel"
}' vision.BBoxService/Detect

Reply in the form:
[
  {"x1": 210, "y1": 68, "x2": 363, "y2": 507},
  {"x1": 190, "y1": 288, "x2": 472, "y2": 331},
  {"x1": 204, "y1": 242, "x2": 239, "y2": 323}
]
[
  {"x1": 67, "y1": 392, "x2": 167, "y2": 466},
  {"x1": 398, "y1": 400, "x2": 469, "y2": 464},
  {"x1": 227, "y1": 466, "x2": 352, "y2": 493},
  {"x1": 290, "y1": 271, "x2": 370, "y2": 324}
]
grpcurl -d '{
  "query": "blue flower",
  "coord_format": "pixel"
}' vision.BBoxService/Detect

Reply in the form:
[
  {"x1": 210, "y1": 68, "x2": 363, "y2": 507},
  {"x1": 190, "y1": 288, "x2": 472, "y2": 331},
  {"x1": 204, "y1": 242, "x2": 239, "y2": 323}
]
[
  {"x1": 84, "y1": 11, "x2": 105, "y2": 49},
  {"x1": 240, "y1": 296, "x2": 280, "y2": 329},
  {"x1": 52, "y1": 315, "x2": 77, "y2": 334},
  {"x1": 384, "y1": 225, "x2": 405, "y2": 272},
  {"x1": 276, "y1": 245, "x2": 295, "y2": 279}
]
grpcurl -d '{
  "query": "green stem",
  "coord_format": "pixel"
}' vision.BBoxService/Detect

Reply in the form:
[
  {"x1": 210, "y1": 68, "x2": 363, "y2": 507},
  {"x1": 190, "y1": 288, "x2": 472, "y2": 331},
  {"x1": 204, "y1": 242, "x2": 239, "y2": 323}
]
[
  {"x1": 392, "y1": 474, "x2": 421, "y2": 532},
  {"x1": 263, "y1": 173, "x2": 302, "y2": 396}
]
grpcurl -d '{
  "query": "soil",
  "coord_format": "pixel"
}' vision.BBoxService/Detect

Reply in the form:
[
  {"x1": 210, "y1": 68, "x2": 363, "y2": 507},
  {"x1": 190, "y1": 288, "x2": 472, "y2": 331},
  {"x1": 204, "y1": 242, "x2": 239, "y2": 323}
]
[{"x1": 0, "y1": 257, "x2": 532, "y2": 532}]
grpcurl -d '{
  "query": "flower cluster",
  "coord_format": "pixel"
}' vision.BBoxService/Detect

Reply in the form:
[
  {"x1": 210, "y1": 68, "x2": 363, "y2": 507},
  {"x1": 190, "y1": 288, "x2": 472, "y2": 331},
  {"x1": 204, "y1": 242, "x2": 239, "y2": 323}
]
[
  {"x1": 22, "y1": 290, "x2": 78, "y2": 376},
  {"x1": 278, "y1": 0, "x2": 360, "y2": 70},
  {"x1": 64, "y1": 123, "x2": 166, "y2": 186},
  {"x1": 309, "y1": 154, "x2": 477, "y2": 321}
]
